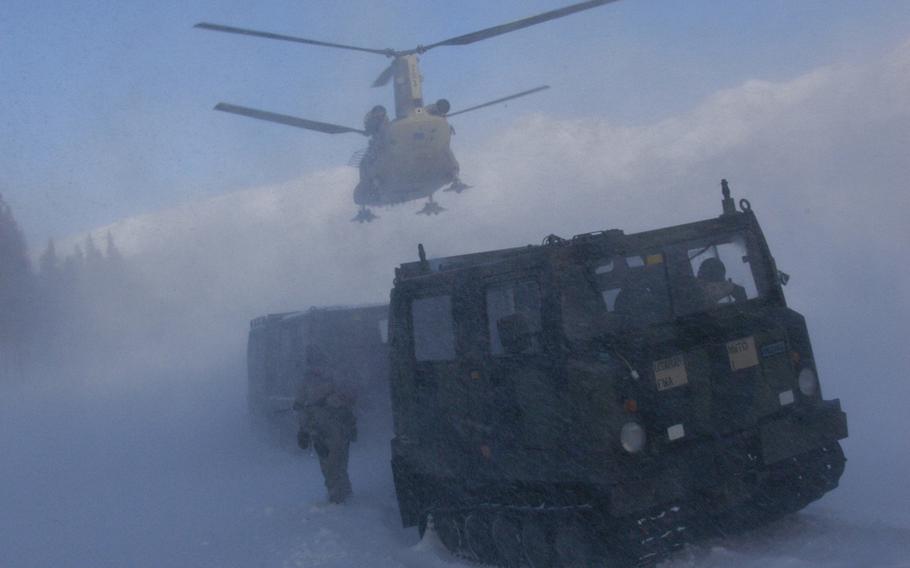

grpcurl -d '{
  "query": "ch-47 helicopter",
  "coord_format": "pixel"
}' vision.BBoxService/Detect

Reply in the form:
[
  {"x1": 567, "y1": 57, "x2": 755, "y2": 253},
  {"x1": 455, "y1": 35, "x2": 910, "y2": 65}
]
[{"x1": 197, "y1": 0, "x2": 618, "y2": 222}]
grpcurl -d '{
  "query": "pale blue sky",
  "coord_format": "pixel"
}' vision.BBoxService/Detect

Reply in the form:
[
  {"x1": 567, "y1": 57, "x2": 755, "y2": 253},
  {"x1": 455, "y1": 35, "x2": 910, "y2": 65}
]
[{"x1": 2, "y1": 0, "x2": 909, "y2": 246}]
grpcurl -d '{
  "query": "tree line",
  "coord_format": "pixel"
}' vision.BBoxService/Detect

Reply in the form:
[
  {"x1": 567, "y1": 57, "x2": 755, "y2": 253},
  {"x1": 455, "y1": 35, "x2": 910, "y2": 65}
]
[{"x1": 1, "y1": 192, "x2": 143, "y2": 380}]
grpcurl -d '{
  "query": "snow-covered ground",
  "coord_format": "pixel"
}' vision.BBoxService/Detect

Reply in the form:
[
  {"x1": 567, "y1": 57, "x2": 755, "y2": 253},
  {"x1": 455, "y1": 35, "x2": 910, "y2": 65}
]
[{"x1": 2, "y1": 365, "x2": 908, "y2": 568}]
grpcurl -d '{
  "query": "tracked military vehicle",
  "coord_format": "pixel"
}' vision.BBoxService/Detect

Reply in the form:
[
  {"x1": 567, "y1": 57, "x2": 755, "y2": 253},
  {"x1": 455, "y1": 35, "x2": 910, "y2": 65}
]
[
  {"x1": 247, "y1": 304, "x2": 389, "y2": 441},
  {"x1": 387, "y1": 182, "x2": 847, "y2": 566}
]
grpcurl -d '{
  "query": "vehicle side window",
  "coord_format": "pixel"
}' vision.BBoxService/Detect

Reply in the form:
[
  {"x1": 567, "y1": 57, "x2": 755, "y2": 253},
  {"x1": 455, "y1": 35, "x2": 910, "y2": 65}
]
[
  {"x1": 412, "y1": 295, "x2": 456, "y2": 361},
  {"x1": 486, "y1": 280, "x2": 542, "y2": 355},
  {"x1": 594, "y1": 254, "x2": 671, "y2": 327},
  {"x1": 594, "y1": 258, "x2": 623, "y2": 312},
  {"x1": 378, "y1": 318, "x2": 389, "y2": 343},
  {"x1": 278, "y1": 326, "x2": 301, "y2": 395},
  {"x1": 263, "y1": 330, "x2": 281, "y2": 391},
  {"x1": 248, "y1": 331, "x2": 267, "y2": 387}
]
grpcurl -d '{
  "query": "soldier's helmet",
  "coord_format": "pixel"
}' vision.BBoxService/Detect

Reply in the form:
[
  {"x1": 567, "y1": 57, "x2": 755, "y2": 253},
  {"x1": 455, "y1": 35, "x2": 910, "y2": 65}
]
[{"x1": 697, "y1": 257, "x2": 727, "y2": 282}]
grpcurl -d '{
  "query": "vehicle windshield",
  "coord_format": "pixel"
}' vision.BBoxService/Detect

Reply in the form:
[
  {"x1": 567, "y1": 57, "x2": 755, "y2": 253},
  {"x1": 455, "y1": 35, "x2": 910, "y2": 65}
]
[
  {"x1": 587, "y1": 232, "x2": 763, "y2": 330},
  {"x1": 673, "y1": 233, "x2": 760, "y2": 316}
]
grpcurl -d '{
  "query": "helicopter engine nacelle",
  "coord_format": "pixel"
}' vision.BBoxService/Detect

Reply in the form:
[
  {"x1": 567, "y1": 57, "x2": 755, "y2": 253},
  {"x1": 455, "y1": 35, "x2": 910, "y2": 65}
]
[{"x1": 425, "y1": 99, "x2": 451, "y2": 116}]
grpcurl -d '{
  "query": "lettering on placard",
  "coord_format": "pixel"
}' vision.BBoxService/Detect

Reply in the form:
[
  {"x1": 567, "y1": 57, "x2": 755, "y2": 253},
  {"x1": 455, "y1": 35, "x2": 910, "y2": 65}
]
[
  {"x1": 727, "y1": 336, "x2": 759, "y2": 371},
  {"x1": 654, "y1": 355, "x2": 688, "y2": 391}
]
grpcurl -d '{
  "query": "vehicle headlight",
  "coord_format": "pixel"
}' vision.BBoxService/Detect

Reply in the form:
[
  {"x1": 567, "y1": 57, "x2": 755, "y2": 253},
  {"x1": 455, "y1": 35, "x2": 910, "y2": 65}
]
[
  {"x1": 798, "y1": 368, "x2": 818, "y2": 396},
  {"x1": 620, "y1": 422, "x2": 647, "y2": 454}
]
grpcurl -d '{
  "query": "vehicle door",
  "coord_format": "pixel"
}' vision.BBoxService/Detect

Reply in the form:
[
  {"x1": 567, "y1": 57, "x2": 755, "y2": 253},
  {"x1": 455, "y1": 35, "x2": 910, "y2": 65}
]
[{"x1": 476, "y1": 270, "x2": 563, "y2": 461}]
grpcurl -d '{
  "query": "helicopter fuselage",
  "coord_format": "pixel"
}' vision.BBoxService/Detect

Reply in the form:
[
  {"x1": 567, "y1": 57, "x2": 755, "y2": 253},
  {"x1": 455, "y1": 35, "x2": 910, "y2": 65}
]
[{"x1": 354, "y1": 108, "x2": 458, "y2": 207}]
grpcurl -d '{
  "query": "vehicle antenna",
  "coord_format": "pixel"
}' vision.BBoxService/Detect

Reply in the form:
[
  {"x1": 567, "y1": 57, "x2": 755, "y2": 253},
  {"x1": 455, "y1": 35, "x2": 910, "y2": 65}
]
[
  {"x1": 721, "y1": 179, "x2": 736, "y2": 216},
  {"x1": 417, "y1": 243, "x2": 431, "y2": 273}
]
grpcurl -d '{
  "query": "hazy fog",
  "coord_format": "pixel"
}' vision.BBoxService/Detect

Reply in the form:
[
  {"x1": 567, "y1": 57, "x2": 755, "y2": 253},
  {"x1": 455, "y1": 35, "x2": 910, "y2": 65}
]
[{"x1": 1, "y1": 10, "x2": 909, "y2": 568}]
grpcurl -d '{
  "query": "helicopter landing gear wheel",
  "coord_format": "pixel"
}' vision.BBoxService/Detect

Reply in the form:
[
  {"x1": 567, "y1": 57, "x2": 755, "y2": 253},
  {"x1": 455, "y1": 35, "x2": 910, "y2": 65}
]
[
  {"x1": 416, "y1": 197, "x2": 446, "y2": 216},
  {"x1": 352, "y1": 207, "x2": 378, "y2": 223},
  {"x1": 444, "y1": 178, "x2": 472, "y2": 193}
]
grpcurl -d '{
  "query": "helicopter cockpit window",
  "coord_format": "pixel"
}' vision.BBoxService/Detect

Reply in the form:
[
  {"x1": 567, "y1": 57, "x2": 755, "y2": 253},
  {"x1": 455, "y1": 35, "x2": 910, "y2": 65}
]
[
  {"x1": 674, "y1": 234, "x2": 760, "y2": 315},
  {"x1": 594, "y1": 254, "x2": 672, "y2": 328},
  {"x1": 486, "y1": 281, "x2": 543, "y2": 356},
  {"x1": 411, "y1": 295, "x2": 456, "y2": 361}
]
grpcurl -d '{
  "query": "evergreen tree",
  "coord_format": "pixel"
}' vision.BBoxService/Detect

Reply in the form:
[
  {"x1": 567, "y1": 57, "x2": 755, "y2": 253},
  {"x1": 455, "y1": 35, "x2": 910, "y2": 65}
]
[
  {"x1": 0, "y1": 193, "x2": 30, "y2": 278},
  {"x1": 0, "y1": 193, "x2": 34, "y2": 378},
  {"x1": 105, "y1": 231, "x2": 123, "y2": 265},
  {"x1": 38, "y1": 239, "x2": 60, "y2": 282},
  {"x1": 63, "y1": 244, "x2": 85, "y2": 279},
  {"x1": 36, "y1": 239, "x2": 67, "y2": 350},
  {"x1": 84, "y1": 233, "x2": 104, "y2": 272}
]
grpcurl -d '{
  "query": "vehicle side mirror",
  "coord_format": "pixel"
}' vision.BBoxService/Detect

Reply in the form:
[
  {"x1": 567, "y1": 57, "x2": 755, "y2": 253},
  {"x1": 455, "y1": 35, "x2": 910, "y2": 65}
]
[{"x1": 497, "y1": 313, "x2": 532, "y2": 354}]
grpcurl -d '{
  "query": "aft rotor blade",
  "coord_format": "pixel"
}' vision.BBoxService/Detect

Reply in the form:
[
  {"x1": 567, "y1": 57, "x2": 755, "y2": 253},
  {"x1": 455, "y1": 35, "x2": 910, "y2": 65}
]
[
  {"x1": 195, "y1": 23, "x2": 393, "y2": 57},
  {"x1": 214, "y1": 103, "x2": 367, "y2": 135},
  {"x1": 446, "y1": 85, "x2": 551, "y2": 118},
  {"x1": 417, "y1": 0, "x2": 619, "y2": 52},
  {"x1": 372, "y1": 63, "x2": 395, "y2": 87}
]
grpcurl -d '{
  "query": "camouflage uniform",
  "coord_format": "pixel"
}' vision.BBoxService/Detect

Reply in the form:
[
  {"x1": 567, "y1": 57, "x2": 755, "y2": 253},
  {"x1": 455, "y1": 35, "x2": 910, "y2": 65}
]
[{"x1": 295, "y1": 369, "x2": 357, "y2": 504}]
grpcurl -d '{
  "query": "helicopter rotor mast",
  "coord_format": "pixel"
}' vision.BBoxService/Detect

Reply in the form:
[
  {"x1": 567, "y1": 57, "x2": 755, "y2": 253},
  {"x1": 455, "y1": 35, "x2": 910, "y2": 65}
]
[{"x1": 391, "y1": 55, "x2": 423, "y2": 120}]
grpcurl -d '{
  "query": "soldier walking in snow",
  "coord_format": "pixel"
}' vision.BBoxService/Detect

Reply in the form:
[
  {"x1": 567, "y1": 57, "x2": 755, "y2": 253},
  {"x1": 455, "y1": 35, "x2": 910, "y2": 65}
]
[{"x1": 294, "y1": 345, "x2": 358, "y2": 504}]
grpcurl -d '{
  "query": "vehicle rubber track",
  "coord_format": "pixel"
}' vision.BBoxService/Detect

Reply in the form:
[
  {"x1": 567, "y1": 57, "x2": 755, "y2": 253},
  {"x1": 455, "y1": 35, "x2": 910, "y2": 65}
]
[
  {"x1": 421, "y1": 442, "x2": 844, "y2": 567},
  {"x1": 424, "y1": 502, "x2": 688, "y2": 567}
]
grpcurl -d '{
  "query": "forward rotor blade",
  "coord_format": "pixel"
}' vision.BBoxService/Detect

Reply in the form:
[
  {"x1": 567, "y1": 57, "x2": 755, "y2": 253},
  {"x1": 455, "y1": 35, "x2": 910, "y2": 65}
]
[
  {"x1": 446, "y1": 85, "x2": 551, "y2": 118},
  {"x1": 195, "y1": 23, "x2": 393, "y2": 57},
  {"x1": 372, "y1": 63, "x2": 395, "y2": 87},
  {"x1": 214, "y1": 103, "x2": 366, "y2": 135},
  {"x1": 417, "y1": 0, "x2": 619, "y2": 53}
]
